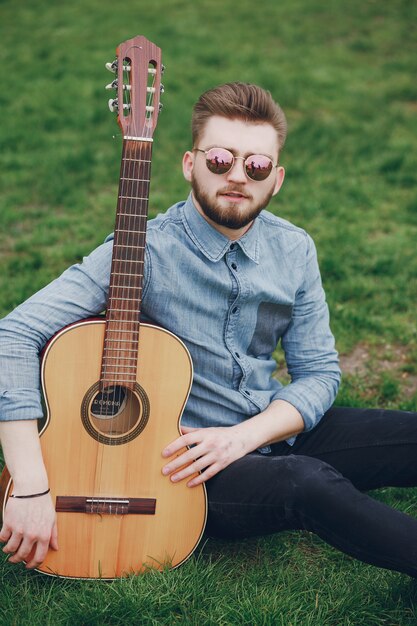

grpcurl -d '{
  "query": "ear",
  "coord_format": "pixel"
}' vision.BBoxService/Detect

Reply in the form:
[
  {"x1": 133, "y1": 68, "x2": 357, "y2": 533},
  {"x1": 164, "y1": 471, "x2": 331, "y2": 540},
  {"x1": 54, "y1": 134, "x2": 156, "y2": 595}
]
[
  {"x1": 272, "y1": 166, "x2": 285, "y2": 196},
  {"x1": 182, "y1": 151, "x2": 194, "y2": 182}
]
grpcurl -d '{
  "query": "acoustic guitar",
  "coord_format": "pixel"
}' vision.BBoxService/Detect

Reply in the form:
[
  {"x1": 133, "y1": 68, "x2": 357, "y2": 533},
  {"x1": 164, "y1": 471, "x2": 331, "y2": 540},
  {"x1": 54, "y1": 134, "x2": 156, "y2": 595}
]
[{"x1": 0, "y1": 35, "x2": 207, "y2": 578}]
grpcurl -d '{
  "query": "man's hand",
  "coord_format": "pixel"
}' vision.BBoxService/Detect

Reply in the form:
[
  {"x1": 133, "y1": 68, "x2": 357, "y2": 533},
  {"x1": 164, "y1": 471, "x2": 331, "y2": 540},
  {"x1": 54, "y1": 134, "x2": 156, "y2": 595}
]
[
  {"x1": 161, "y1": 400, "x2": 305, "y2": 487},
  {"x1": 0, "y1": 493, "x2": 58, "y2": 569},
  {"x1": 162, "y1": 425, "x2": 249, "y2": 487}
]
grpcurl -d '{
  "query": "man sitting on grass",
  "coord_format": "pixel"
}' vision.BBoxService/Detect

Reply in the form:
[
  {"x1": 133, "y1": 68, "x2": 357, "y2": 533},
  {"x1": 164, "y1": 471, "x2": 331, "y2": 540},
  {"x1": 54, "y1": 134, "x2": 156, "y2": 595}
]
[{"x1": 1, "y1": 82, "x2": 417, "y2": 577}]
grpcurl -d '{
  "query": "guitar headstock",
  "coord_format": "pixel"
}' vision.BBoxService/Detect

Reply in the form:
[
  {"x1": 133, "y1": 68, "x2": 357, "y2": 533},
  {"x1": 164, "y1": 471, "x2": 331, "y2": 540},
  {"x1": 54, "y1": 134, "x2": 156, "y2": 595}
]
[{"x1": 106, "y1": 35, "x2": 163, "y2": 140}]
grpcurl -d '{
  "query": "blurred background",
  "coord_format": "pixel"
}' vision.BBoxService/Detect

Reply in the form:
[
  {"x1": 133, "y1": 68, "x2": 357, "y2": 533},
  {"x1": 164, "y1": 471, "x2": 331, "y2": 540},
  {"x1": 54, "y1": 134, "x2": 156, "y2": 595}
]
[{"x1": 0, "y1": 0, "x2": 416, "y2": 407}]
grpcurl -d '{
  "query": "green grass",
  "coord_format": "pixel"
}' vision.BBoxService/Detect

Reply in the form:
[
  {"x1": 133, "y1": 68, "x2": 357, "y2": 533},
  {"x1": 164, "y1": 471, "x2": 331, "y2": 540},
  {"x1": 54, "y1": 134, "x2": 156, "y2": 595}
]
[
  {"x1": 1, "y1": 535, "x2": 417, "y2": 625},
  {"x1": 1, "y1": 0, "x2": 417, "y2": 623}
]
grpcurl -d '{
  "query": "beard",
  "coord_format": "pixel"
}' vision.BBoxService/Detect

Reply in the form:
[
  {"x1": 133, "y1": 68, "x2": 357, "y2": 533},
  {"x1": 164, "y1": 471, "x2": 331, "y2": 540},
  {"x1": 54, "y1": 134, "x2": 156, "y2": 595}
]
[{"x1": 191, "y1": 174, "x2": 275, "y2": 230}]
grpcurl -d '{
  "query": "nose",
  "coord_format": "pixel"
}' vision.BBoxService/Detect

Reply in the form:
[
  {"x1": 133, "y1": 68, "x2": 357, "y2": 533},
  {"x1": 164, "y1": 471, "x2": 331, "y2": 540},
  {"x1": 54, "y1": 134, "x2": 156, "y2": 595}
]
[{"x1": 226, "y1": 156, "x2": 247, "y2": 184}]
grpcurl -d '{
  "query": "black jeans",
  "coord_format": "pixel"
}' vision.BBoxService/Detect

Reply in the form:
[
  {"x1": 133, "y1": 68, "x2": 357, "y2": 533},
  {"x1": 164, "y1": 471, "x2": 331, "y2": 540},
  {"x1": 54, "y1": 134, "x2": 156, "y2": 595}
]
[{"x1": 205, "y1": 406, "x2": 417, "y2": 577}]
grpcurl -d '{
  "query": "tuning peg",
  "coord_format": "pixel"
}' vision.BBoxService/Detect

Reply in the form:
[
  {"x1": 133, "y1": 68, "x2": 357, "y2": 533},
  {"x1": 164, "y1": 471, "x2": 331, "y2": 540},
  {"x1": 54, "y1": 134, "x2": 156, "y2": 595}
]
[
  {"x1": 161, "y1": 64, "x2": 166, "y2": 74},
  {"x1": 105, "y1": 60, "x2": 118, "y2": 73},
  {"x1": 159, "y1": 103, "x2": 164, "y2": 112},
  {"x1": 108, "y1": 98, "x2": 118, "y2": 113},
  {"x1": 108, "y1": 99, "x2": 131, "y2": 113},
  {"x1": 107, "y1": 81, "x2": 131, "y2": 92},
  {"x1": 160, "y1": 84, "x2": 165, "y2": 94}
]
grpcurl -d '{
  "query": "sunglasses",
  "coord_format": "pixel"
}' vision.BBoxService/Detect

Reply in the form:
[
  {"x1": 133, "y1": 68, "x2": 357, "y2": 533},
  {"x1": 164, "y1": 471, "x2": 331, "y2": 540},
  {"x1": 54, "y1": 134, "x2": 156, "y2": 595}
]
[{"x1": 194, "y1": 147, "x2": 277, "y2": 182}]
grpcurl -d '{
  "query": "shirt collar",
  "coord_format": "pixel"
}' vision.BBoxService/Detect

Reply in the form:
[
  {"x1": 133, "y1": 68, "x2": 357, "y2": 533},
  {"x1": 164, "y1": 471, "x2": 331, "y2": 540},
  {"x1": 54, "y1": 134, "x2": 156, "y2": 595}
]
[{"x1": 181, "y1": 193, "x2": 260, "y2": 264}]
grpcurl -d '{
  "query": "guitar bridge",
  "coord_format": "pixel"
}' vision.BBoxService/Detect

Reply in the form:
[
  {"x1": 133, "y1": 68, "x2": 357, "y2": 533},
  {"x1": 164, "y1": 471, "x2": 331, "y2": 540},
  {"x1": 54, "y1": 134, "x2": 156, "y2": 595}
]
[{"x1": 55, "y1": 495, "x2": 156, "y2": 515}]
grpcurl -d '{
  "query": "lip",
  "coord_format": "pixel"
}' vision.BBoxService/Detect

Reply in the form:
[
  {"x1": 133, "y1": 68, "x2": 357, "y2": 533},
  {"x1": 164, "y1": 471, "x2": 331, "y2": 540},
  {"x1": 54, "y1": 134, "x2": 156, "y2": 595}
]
[{"x1": 219, "y1": 191, "x2": 248, "y2": 201}]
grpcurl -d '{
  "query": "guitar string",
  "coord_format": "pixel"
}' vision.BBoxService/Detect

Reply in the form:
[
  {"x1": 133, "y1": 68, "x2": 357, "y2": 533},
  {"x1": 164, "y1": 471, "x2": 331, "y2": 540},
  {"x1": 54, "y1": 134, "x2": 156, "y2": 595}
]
[
  {"x1": 118, "y1": 52, "x2": 138, "y2": 448},
  {"x1": 103, "y1": 49, "x2": 139, "y2": 512},
  {"x1": 98, "y1": 49, "x2": 130, "y2": 509},
  {"x1": 97, "y1": 45, "x2": 159, "y2": 514},
  {"x1": 117, "y1": 56, "x2": 131, "y2": 446},
  {"x1": 111, "y1": 54, "x2": 155, "y2": 451},
  {"x1": 123, "y1": 59, "x2": 149, "y2": 445},
  {"x1": 124, "y1": 60, "x2": 157, "y2": 443},
  {"x1": 123, "y1": 57, "x2": 137, "y2": 447}
]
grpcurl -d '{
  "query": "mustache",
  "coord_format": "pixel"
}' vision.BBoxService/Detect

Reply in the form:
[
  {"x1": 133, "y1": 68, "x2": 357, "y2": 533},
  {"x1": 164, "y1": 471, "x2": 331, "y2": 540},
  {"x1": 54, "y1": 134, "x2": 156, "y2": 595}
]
[{"x1": 217, "y1": 185, "x2": 252, "y2": 199}]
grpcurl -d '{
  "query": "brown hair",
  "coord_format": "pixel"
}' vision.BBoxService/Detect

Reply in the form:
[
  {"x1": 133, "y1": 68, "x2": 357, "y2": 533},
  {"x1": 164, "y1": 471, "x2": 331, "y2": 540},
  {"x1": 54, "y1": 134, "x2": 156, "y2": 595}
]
[{"x1": 191, "y1": 82, "x2": 287, "y2": 152}]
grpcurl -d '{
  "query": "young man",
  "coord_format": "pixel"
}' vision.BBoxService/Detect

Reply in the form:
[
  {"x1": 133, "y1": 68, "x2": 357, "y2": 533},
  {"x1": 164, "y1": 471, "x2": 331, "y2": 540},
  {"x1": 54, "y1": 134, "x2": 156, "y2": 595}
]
[{"x1": 1, "y1": 82, "x2": 417, "y2": 576}]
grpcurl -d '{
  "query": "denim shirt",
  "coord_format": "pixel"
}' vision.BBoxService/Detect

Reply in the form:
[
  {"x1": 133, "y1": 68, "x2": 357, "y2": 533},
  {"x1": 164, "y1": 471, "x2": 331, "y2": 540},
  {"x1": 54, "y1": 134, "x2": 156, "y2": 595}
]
[{"x1": 0, "y1": 194, "x2": 341, "y2": 442}]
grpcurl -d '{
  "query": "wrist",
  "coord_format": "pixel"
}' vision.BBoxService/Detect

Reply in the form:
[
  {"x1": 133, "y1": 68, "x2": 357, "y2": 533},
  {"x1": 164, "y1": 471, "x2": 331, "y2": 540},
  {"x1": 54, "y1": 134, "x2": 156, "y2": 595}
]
[
  {"x1": 8, "y1": 459, "x2": 49, "y2": 494},
  {"x1": 10, "y1": 487, "x2": 50, "y2": 499}
]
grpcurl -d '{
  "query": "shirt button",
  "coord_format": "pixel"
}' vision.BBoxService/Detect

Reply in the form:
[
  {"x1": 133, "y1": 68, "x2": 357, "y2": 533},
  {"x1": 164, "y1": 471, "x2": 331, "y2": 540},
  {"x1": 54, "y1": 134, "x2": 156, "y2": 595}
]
[
  {"x1": 231, "y1": 262, "x2": 237, "y2": 270},
  {"x1": 230, "y1": 243, "x2": 236, "y2": 250},
  {"x1": 235, "y1": 352, "x2": 240, "y2": 358},
  {"x1": 232, "y1": 306, "x2": 238, "y2": 314}
]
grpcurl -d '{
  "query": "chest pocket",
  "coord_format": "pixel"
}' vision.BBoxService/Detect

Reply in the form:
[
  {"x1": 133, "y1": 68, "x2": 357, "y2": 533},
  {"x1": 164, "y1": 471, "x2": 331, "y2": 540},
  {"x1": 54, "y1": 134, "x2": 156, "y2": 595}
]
[{"x1": 248, "y1": 302, "x2": 293, "y2": 357}]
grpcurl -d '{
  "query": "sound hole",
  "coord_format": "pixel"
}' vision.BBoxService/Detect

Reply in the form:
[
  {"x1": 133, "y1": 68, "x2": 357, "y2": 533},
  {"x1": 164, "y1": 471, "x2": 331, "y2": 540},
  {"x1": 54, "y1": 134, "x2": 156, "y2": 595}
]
[
  {"x1": 91, "y1": 385, "x2": 127, "y2": 420},
  {"x1": 81, "y1": 382, "x2": 150, "y2": 445}
]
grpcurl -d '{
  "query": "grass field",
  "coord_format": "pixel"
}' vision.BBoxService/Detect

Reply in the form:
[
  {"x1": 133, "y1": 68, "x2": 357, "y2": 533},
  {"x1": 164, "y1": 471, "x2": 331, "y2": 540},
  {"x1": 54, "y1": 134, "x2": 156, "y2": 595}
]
[{"x1": 1, "y1": 0, "x2": 417, "y2": 623}]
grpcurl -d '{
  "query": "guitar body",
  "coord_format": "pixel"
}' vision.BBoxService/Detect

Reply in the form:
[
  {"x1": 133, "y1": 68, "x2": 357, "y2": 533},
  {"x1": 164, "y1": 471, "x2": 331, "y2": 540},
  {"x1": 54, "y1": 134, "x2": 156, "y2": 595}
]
[{"x1": 2, "y1": 319, "x2": 206, "y2": 578}]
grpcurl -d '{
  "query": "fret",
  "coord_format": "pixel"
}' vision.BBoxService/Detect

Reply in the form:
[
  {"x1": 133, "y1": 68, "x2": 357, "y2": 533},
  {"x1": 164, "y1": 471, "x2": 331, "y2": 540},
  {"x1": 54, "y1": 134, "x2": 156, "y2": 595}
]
[
  {"x1": 101, "y1": 377, "x2": 137, "y2": 382},
  {"x1": 119, "y1": 196, "x2": 148, "y2": 199},
  {"x1": 109, "y1": 286, "x2": 142, "y2": 292},
  {"x1": 123, "y1": 158, "x2": 151, "y2": 163},
  {"x1": 111, "y1": 272, "x2": 143, "y2": 277},
  {"x1": 113, "y1": 258, "x2": 142, "y2": 264},
  {"x1": 101, "y1": 365, "x2": 137, "y2": 371},
  {"x1": 104, "y1": 338, "x2": 138, "y2": 344},
  {"x1": 103, "y1": 368, "x2": 136, "y2": 378},
  {"x1": 104, "y1": 356, "x2": 137, "y2": 361},
  {"x1": 120, "y1": 177, "x2": 149, "y2": 182},
  {"x1": 107, "y1": 329, "x2": 139, "y2": 335},
  {"x1": 106, "y1": 318, "x2": 139, "y2": 322},
  {"x1": 113, "y1": 244, "x2": 141, "y2": 249},
  {"x1": 103, "y1": 350, "x2": 138, "y2": 363},
  {"x1": 103, "y1": 350, "x2": 138, "y2": 356},
  {"x1": 116, "y1": 212, "x2": 147, "y2": 218},
  {"x1": 106, "y1": 307, "x2": 139, "y2": 315},
  {"x1": 114, "y1": 229, "x2": 146, "y2": 234},
  {"x1": 108, "y1": 297, "x2": 141, "y2": 303}
]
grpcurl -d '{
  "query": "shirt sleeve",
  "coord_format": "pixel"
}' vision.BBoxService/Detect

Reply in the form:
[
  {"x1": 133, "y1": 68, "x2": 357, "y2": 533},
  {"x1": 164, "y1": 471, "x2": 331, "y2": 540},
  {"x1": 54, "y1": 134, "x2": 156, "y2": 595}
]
[
  {"x1": 272, "y1": 234, "x2": 341, "y2": 431},
  {"x1": 0, "y1": 240, "x2": 113, "y2": 421}
]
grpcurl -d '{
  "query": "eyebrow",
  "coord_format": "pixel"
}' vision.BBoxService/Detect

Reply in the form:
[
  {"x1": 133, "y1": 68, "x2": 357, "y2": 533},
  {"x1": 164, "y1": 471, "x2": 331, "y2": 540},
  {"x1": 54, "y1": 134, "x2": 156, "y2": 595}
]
[{"x1": 204, "y1": 145, "x2": 276, "y2": 161}]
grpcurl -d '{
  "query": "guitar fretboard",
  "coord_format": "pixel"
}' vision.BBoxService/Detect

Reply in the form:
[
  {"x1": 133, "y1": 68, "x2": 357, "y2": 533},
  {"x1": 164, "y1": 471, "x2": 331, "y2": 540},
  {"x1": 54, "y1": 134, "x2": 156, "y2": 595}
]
[{"x1": 100, "y1": 139, "x2": 152, "y2": 389}]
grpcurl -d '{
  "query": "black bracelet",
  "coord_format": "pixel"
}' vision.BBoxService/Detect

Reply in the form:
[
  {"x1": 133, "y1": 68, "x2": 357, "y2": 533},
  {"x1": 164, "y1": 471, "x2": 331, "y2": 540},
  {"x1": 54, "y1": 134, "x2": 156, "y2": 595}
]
[{"x1": 9, "y1": 488, "x2": 50, "y2": 499}]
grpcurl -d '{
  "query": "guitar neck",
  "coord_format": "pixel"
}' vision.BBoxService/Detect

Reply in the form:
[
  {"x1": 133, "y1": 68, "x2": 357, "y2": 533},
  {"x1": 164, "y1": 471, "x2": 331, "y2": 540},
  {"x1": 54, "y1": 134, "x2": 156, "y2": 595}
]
[{"x1": 100, "y1": 139, "x2": 152, "y2": 389}]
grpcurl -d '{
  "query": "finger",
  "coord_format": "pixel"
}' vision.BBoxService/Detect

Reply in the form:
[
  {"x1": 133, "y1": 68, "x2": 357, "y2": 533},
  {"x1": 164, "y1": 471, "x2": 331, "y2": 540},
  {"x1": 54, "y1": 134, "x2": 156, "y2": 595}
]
[
  {"x1": 170, "y1": 453, "x2": 214, "y2": 483},
  {"x1": 7, "y1": 535, "x2": 36, "y2": 564},
  {"x1": 25, "y1": 538, "x2": 51, "y2": 569},
  {"x1": 2, "y1": 532, "x2": 23, "y2": 555},
  {"x1": 180, "y1": 425, "x2": 197, "y2": 435},
  {"x1": 187, "y1": 462, "x2": 222, "y2": 487},
  {"x1": 0, "y1": 526, "x2": 12, "y2": 543},
  {"x1": 162, "y1": 444, "x2": 204, "y2": 476},
  {"x1": 162, "y1": 430, "x2": 204, "y2": 458},
  {"x1": 50, "y1": 521, "x2": 59, "y2": 551}
]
